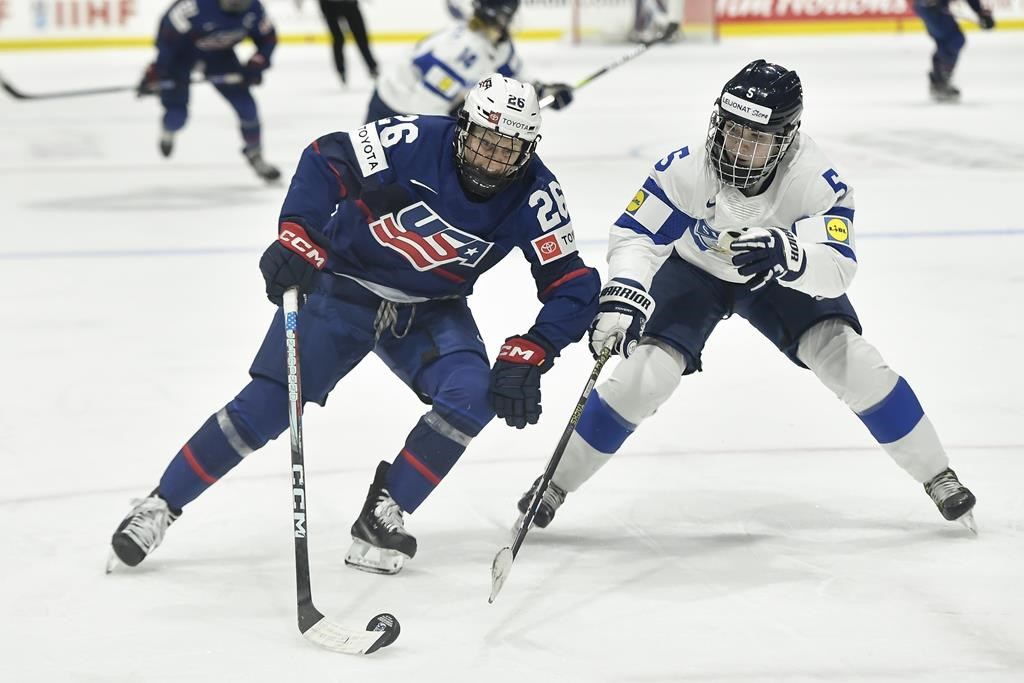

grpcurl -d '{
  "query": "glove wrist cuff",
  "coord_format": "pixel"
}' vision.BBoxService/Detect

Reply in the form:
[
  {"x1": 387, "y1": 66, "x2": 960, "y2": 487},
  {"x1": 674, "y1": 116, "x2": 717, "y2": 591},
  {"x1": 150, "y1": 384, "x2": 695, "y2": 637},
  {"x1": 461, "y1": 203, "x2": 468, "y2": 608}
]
[
  {"x1": 498, "y1": 333, "x2": 554, "y2": 371},
  {"x1": 278, "y1": 222, "x2": 327, "y2": 270}
]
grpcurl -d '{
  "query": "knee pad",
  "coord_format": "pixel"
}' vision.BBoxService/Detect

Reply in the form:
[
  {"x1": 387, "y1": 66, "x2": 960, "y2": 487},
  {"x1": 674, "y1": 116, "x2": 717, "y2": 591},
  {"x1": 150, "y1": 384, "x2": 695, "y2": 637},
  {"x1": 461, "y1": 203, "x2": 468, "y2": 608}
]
[
  {"x1": 599, "y1": 340, "x2": 686, "y2": 425},
  {"x1": 797, "y1": 319, "x2": 898, "y2": 413},
  {"x1": 162, "y1": 107, "x2": 188, "y2": 132},
  {"x1": 227, "y1": 376, "x2": 291, "y2": 448},
  {"x1": 424, "y1": 353, "x2": 492, "y2": 436}
]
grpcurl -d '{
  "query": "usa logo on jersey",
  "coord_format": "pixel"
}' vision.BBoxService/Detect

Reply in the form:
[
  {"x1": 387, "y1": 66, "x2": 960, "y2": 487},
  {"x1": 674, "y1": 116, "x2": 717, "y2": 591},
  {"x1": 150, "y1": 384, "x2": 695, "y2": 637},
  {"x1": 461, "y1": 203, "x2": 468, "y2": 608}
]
[{"x1": 369, "y1": 201, "x2": 493, "y2": 271}]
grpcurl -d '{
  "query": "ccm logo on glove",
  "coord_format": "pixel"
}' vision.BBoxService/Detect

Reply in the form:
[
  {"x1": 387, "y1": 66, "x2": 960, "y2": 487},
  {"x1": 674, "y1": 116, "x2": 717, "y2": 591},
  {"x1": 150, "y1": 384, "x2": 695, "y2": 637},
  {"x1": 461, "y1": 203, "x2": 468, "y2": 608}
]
[
  {"x1": 497, "y1": 337, "x2": 549, "y2": 367},
  {"x1": 279, "y1": 222, "x2": 327, "y2": 270}
]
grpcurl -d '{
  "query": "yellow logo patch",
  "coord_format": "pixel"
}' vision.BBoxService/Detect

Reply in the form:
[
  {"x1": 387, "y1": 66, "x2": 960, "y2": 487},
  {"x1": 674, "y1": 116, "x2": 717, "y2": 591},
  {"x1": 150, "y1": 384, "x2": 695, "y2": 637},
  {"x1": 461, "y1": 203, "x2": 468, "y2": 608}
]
[
  {"x1": 626, "y1": 190, "x2": 647, "y2": 214},
  {"x1": 826, "y1": 217, "x2": 849, "y2": 243}
]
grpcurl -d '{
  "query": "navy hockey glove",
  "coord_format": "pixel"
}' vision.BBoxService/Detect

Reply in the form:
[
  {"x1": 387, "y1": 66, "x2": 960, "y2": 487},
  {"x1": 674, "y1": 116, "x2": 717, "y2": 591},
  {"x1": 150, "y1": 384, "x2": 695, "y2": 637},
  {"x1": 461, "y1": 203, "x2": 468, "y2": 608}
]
[
  {"x1": 489, "y1": 334, "x2": 554, "y2": 429},
  {"x1": 259, "y1": 222, "x2": 329, "y2": 305},
  {"x1": 588, "y1": 278, "x2": 654, "y2": 358},
  {"x1": 729, "y1": 227, "x2": 806, "y2": 291},
  {"x1": 136, "y1": 63, "x2": 163, "y2": 97},
  {"x1": 535, "y1": 82, "x2": 574, "y2": 111},
  {"x1": 977, "y1": 11, "x2": 995, "y2": 29},
  {"x1": 244, "y1": 54, "x2": 269, "y2": 86}
]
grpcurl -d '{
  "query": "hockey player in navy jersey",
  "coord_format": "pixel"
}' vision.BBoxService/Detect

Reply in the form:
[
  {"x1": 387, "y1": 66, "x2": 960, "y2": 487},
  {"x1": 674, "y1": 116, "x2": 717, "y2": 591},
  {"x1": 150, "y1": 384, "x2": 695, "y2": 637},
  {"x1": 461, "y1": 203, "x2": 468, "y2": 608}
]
[
  {"x1": 912, "y1": 0, "x2": 995, "y2": 102},
  {"x1": 515, "y1": 60, "x2": 978, "y2": 533},
  {"x1": 138, "y1": 0, "x2": 281, "y2": 181},
  {"x1": 108, "y1": 75, "x2": 600, "y2": 575},
  {"x1": 367, "y1": 0, "x2": 574, "y2": 123}
]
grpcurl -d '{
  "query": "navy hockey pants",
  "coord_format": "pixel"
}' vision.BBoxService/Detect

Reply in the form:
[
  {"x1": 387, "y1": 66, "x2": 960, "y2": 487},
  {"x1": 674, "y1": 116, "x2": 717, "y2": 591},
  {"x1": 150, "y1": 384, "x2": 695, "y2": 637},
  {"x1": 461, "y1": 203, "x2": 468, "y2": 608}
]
[
  {"x1": 159, "y1": 275, "x2": 495, "y2": 514},
  {"x1": 913, "y1": 3, "x2": 966, "y2": 75},
  {"x1": 159, "y1": 51, "x2": 262, "y2": 149}
]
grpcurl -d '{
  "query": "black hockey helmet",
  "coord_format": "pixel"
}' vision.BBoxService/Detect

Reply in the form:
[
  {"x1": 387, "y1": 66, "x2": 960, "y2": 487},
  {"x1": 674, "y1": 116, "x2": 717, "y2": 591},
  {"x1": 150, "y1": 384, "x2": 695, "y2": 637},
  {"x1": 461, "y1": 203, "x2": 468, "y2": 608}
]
[
  {"x1": 472, "y1": 0, "x2": 520, "y2": 34},
  {"x1": 218, "y1": 0, "x2": 254, "y2": 14},
  {"x1": 706, "y1": 60, "x2": 803, "y2": 189}
]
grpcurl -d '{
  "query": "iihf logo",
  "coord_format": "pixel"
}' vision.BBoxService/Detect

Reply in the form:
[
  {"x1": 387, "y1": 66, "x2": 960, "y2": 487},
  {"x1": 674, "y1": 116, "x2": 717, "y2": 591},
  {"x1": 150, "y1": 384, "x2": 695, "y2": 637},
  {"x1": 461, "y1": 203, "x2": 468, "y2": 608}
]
[{"x1": 369, "y1": 202, "x2": 493, "y2": 271}]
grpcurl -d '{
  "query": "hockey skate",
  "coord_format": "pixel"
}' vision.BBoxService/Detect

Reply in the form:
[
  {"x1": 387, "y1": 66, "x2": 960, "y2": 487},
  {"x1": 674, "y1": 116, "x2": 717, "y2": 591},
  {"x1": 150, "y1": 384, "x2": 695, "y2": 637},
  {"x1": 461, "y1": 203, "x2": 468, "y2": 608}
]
[
  {"x1": 516, "y1": 477, "x2": 567, "y2": 530},
  {"x1": 107, "y1": 489, "x2": 181, "y2": 572},
  {"x1": 924, "y1": 468, "x2": 977, "y2": 533},
  {"x1": 243, "y1": 145, "x2": 281, "y2": 183},
  {"x1": 159, "y1": 129, "x2": 174, "y2": 158},
  {"x1": 928, "y1": 71, "x2": 961, "y2": 104},
  {"x1": 345, "y1": 461, "x2": 417, "y2": 575}
]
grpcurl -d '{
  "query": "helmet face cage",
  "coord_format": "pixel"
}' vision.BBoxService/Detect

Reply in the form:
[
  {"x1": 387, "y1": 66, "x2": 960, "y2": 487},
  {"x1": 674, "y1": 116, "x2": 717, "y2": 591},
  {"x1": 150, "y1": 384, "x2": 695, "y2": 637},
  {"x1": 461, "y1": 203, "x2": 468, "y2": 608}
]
[
  {"x1": 454, "y1": 111, "x2": 538, "y2": 198},
  {"x1": 219, "y1": 0, "x2": 254, "y2": 13},
  {"x1": 705, "y1": 109, "x2": 797, "y2": 189}
]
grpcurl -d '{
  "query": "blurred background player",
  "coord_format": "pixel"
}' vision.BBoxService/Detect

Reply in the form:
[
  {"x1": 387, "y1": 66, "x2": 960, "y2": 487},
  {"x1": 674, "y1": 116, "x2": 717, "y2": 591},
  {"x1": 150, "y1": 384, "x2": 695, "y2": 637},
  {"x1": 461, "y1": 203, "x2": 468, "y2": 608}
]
[
  {"x1": 367, "y1": 0, "x2": 573, "y2": 122},
  {"x1": 515, "y1": 60, "x2": 977, "y2": 533},
  {"x1": 912, "y1": 0, "x2": 995, "y2": 102},
  {"x1": 298, "y1": 0, "x2": 379, "y2": 86},
  {"x1": 137, "y1": 0, "x2": 281, "y2": 181},
  {"x1": 107, "y1": 75, "x2": 599, "y2": 576},
  {"x1": 629, "y1": 0, "x2": 674, "y2": 43}
]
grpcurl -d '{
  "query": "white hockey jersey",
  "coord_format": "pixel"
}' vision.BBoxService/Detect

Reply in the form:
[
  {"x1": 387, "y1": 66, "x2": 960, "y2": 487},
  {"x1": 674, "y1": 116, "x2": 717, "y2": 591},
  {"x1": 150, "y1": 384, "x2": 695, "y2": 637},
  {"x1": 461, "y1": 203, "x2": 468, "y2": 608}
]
[
  {"x1": 376, "y1": 23, "x2": 522, "y2": 116},
  {"x1": 608, "y1": 133, "x2": 858, "y2": 300}
]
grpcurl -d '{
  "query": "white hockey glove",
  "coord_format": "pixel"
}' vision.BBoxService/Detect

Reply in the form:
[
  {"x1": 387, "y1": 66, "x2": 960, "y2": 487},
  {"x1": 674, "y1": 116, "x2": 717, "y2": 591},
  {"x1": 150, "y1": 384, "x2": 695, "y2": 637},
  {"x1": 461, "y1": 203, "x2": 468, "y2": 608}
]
[
  {"x1": 588, "y1": 278, "x2": 655, "y2": 358},
  {"x1": 728, "y1": 227, "x2": 806, "y2": 291}
]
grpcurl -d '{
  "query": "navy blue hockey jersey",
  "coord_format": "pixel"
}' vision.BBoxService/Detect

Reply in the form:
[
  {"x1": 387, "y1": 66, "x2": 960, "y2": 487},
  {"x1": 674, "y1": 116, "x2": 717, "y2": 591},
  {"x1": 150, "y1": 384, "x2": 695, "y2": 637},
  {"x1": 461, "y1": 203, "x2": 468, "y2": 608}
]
[
  {"x1": 155, "y1": 0, "x2": 277, "y2": 66},
  {"x1": 279, "y1": 115, "x2": 599, "y2": 352}
]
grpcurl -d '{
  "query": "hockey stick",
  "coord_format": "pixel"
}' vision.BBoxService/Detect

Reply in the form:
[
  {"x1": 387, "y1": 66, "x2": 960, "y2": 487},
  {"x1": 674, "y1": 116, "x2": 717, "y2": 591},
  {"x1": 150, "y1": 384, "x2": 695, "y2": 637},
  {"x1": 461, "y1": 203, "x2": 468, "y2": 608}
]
[
  {"x1": 282, "y1": 288, "x2": 401, "y2": 654},
  {"x1": 488, "y1": 338, "x2": 617, "y2": 603},
  {"x1": 538, "y1": 21, "x2": 680, "y2": 109},
  {"x1": 0, "y1": 72, "x2": 245, "y2": 101}
]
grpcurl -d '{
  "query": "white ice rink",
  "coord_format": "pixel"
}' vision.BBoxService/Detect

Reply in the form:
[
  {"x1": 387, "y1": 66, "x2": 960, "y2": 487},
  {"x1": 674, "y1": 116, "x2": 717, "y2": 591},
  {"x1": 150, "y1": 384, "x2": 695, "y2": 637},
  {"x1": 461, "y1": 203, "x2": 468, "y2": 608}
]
[{"x1": 2, "y1": 30, "x2": 1023, "y2": 682}]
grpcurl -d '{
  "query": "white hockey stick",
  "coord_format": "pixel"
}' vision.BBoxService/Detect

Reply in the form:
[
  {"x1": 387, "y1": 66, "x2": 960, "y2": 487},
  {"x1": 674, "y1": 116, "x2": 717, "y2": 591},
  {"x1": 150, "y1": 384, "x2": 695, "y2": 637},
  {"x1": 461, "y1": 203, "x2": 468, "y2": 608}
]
[{"x1": 283, "y1": 288, "x2": 401, "y2": 654}]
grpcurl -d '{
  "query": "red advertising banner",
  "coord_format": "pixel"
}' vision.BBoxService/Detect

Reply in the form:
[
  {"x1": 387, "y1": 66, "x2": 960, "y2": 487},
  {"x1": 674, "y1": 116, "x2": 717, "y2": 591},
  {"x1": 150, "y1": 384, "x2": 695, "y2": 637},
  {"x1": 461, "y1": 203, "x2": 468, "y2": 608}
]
[{"x1": 717, "y1": 0, "x2": 916, "y2": 22}]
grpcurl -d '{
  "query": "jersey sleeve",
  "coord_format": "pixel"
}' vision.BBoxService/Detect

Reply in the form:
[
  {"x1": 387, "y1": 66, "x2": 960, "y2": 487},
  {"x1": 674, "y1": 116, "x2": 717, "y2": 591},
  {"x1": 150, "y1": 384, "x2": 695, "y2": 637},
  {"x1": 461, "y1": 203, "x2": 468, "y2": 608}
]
[
  {"x1": 409, "y1": 30, "x2": 476, "y2": 110},
  {"x1": 248, "y1": 2, "x2": 278, "y2": 61},
  {"x1": 606, "y1": 159, "x2": 697, "y2": 289},
  {"x1": 155, "y1": 1, "x2": 194, "y2": 69},
  {"x1": 514, "y1": 178, "x2": 600, "y2": 354},
  {"x1": 781, "y1": 167, "x2": 858, "y2": 299},
  {"x1": 494, "y1": 40, "x2": 522, "y2": 79},
  {"x1": 278, "y1": 120, "x2": 396, "y2": 233}
]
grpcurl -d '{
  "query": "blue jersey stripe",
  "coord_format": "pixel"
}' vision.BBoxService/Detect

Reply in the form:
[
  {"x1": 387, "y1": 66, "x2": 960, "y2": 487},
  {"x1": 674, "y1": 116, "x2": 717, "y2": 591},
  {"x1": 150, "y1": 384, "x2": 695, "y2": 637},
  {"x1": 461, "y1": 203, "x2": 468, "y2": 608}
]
[{"x1": 823, "y1": 242, "x2": 857, "y2": 262}]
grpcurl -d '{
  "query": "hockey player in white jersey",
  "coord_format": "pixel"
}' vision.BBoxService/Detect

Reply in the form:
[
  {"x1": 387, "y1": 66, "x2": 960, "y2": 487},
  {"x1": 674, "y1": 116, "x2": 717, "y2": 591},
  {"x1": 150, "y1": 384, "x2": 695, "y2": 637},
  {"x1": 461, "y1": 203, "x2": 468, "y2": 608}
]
[
  {"x1": 366, "y1": 0, "x2": 573, "y2": 122},
  {"x1": 516, "y1": 59, "x2": 978, "y2": 533}
]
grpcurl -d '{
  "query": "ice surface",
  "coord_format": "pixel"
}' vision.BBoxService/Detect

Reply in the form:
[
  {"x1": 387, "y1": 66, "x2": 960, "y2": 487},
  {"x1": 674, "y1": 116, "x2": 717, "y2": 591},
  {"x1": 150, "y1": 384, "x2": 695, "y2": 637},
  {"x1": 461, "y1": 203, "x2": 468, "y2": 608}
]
[{"x1": 1, "y1": 32, "x2": 1023, "y2": 682}]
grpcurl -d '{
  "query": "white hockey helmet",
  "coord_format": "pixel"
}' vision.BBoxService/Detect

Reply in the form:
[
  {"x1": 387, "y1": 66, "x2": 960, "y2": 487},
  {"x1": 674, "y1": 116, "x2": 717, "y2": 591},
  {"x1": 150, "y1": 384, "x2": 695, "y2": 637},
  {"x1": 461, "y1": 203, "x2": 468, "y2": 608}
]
[{"x1": 454, "y1": 74, "x2": 541, "y2": 199}]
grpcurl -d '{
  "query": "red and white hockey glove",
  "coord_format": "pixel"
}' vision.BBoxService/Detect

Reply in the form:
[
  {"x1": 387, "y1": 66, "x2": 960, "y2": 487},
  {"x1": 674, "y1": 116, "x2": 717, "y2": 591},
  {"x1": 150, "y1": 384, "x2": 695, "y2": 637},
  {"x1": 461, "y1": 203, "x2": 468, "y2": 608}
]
[
  {"x1": 488, "y1": 334, "x2": 554, "y2": 429},
  {"x1": 259, "y1": 221, "x2": 329, "y2": 305}
]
